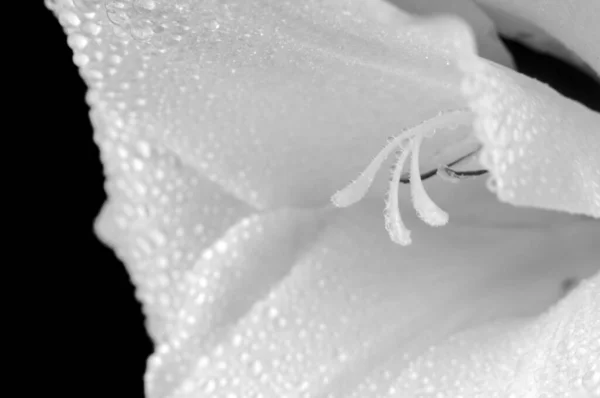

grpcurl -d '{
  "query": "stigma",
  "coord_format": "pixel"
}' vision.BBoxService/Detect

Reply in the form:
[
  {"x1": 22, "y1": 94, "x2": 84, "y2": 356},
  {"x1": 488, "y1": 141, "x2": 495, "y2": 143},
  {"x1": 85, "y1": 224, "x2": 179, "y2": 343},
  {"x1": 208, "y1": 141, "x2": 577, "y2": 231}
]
[{"x1": 331, "y1": 109, "x2": 475, "y2": 245}]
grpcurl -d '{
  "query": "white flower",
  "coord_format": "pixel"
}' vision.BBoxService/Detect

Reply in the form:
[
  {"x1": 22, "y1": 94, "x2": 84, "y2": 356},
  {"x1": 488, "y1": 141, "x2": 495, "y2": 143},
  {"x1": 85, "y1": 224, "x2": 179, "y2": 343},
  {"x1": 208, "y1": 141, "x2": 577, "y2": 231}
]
[{"x1": 48, "y1": 0, "x2": 599, "y2": 396}]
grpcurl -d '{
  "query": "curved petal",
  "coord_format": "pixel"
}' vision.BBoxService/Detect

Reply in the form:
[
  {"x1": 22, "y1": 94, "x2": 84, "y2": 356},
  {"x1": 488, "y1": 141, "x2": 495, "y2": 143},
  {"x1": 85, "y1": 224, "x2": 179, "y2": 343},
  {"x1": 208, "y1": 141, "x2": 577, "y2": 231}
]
[
  {"x1": 51, "y1": 0, "x2": 492, "y2": 210},
  {"x1": 48, "y1": 0, "x2": 497, "y2": 348},
  {"x1": 93, "y1": 124, "x2": 253, "y2": 342},
  {"x1": 48, "y1": 1, "x2": 600, "y2": 398},
  {"x1": 377, "y1": 271, "x2": 599, "y2": 397},
  {"x1": 458, "y1": 55, "x2": 600, "y2": 218},
  {"x1": 475, "y1": 0, "x2": 600, "y2": 76},
  {"x1": 388, "y1": 0, "x2": 514, "y2": 67},
  {"x1": 148, "y1": 201, "x2": 599, "y2": 398}
]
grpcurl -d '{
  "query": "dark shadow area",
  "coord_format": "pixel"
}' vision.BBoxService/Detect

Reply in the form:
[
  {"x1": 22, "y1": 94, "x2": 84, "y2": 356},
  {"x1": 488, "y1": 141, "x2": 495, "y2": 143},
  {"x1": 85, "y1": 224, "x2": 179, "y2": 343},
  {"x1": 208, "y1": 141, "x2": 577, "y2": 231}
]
[
  {"x1": 501, "y1": 37, "x2": 600, "y2": 112},
  {"x1": 43, "y1": 4, "x2": 153, "y2": 398},
  {"x1": 408, "y1": 37, "x2": 600, "y2": 185}
]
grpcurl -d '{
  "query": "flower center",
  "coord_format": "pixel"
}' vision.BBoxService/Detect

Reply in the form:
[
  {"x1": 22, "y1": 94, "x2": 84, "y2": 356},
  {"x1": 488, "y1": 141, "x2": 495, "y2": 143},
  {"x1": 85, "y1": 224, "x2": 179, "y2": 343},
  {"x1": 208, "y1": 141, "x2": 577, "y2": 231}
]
[{"x1": 331, "y1": 109, "x2": 475, "y2": 245}]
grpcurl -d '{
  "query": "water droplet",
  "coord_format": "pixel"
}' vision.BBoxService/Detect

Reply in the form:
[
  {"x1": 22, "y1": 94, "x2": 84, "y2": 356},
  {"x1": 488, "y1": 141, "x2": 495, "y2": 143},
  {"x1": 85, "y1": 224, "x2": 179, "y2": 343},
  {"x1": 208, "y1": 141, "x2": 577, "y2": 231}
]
[
  {"x1": 73, "y1": 53, "x2": 90, "y2": 67},
  {"x1": 231, "y1": 334, "x2": 243, "y2": 347},
  {"x1": 81, "y1": 21, "x2": 102, "y2": 36},
  {"x1": 72, "y1": 0, "x2": 102, "y2": 12},
  {"x1": 193, "y1": 223, "x2": 205, "y2": 235},
  {"x1": 581, "y1": 369, "x2": 600, "y2": 393},
  {"x1": 60, "y1": 10, "x2": 81, "y2": 26},
  {"x1": 486, "y1": 176, "x2": 499, "y2": 192},
  {"x1": 250, "y1": 360, "x2": 264, "y2": 375},
  {"x1": 202, "y1": 379, "x2": 217, "y2": 394},
  {"x1": 215, "y1": 240, "x2": 228, "y2": 253},
  {"x1": 198, "y1": 356, "x2": 210, "y2": 368},
  {"x1": 267, "y1": 307, "x2": 279, "y2": 319},
  {"x1": 208, "y1": 20, "x2": 220, "y2": 32},
  {"x1": 68, "y1": 33, "x2": 89, "y2": 50},
  {"x1": 106, "y1": 3, "x2": 131, "y2": 27},
  {"x1": 131, "y1": 24, "x2": 154, "y2": 41},
  {"x1": 135, "y1": 0, "x2": 156, "y2": 10}
]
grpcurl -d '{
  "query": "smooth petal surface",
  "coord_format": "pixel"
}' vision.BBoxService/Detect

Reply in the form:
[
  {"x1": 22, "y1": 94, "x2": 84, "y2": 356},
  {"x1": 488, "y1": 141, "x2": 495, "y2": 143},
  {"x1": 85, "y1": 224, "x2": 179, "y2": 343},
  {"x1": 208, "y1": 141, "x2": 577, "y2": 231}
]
[
  {"x1": 388, "y1": 0, "x2": 514, "y2": 67},
  {"x1": 352, "y1": 271, "x2": 600, "y2": 397}
]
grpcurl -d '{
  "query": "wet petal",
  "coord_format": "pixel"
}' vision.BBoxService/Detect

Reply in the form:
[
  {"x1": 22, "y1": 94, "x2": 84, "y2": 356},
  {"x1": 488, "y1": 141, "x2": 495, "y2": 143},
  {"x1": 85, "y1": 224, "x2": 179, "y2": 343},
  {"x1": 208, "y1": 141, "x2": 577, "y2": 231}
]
[
  {"x1": 458, "y1": 56, "x2": 600, "y2": 218},
  {"x1": 47, "y1": 0, "x2": 499, "y2": 346},
  {"x1": 47, "y1": 1, "x2": 600, "y2": 398},
  {"x1": 377, "y1": 271, "x2": 600, "y2": 397},
  {"x1": 51, "y1": 0, "x2": 501, "y2": 210},
  {"x1": 92, "y1": 121, "x2": 253, "y2": 342},
  {"x1": 149, "y1": 202, "x2": 599, "y2": 397}
]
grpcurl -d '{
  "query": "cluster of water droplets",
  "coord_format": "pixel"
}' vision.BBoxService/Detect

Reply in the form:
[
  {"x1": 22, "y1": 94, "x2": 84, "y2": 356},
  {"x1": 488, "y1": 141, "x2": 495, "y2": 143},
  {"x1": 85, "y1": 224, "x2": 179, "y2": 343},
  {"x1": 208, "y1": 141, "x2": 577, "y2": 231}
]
[
  {"x1": 102, "y1": 0, "x2": 206, "y2": 52},
  {"x1": 100, "y1": 133, "x2": 251, "y2": 342},
  {"x1": 47, "y1": 0, "x2": 231, "y2": 80},
  {"x1": 47, "y1": 1, "x2": 600, "y2": 397},
  {"x1": 140, "y1": 208, "x2": 349, "y2": 398},
  {"x1": 457, "y1": 46, "x2": 600, "y2": 218},
  {"x1": 47, "y1": 0, "x2": 257, "y2": 347}
]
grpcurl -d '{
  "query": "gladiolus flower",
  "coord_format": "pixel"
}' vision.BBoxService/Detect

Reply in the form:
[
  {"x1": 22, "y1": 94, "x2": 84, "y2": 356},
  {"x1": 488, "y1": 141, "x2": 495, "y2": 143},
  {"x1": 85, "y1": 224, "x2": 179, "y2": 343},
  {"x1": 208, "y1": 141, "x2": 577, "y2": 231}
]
[{"x1": 48, "y1": 0, "x2": 599, "y2": 396}]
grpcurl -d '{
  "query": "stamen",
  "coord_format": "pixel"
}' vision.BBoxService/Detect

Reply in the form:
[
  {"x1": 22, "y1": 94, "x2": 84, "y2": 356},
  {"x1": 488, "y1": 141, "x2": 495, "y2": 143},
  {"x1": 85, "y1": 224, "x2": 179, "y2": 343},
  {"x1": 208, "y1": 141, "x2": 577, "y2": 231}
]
[
  {"x1": 410, "y1": 133, "x2": 449, "y2": 226},
  {"x1": 332, "y1": 110, "x2": 471, "y2": 208},
  {"x1": 331, "y1": 132, "x2": 413, "y2": 207},
  {"x1": 437, "y1": 165, "x2": 488, "y2": 182},
  {"x1": 384, "y1": 145, "x2": 413, "y2": 245},
  {"x1": 436, "y1": 165, "x2": 462, "y2": 183},
  {"x1": 330, "y1": 108, "x2": 474, "y2": 245}
]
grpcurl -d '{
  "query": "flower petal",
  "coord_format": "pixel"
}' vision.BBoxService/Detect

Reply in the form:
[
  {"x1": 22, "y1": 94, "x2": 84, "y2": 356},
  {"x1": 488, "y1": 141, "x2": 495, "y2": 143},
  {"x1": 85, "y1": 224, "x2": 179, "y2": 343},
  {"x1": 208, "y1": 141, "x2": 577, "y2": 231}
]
[
  {"x1": 47, "y1": 0, "x2": 502, "y2": 346},
  {"x1": 475, "y1": 0, "x2": 600, "y2": 76},
  {"x1": 93, "y1": 127, "x2": 253, "y2": 342},
  {"x1": 369, "y1": 271, "x2": 600, "y2": 397},
  {"x1": 389, "y1": 0, "x2": 515, "y2": 67},
  {"x1": 146, "y1": 201, "x2": 600, "y2": 397},
  {"x1": 52, "y1": 0, "x2": 496, "y2": 210},
  {"x1": 458, "y1": 56, "x2": 600, "y2": 217},
  {"x1": 48, "y1": 1, "x2": 600, "y2": 398}
]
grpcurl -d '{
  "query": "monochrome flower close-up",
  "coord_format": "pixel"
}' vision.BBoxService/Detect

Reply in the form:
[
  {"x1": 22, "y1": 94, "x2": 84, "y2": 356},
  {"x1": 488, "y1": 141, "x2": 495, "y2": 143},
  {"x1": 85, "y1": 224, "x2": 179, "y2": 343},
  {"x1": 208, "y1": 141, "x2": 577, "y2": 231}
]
[{"x1": 47, "y1": 0, "x2": 599, "y2": 397}]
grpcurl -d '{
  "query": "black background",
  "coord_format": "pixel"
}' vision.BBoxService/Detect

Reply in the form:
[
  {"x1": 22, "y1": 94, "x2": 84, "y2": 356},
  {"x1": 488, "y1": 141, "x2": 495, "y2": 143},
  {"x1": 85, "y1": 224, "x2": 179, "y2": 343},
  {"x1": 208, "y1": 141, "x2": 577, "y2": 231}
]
[
  {"x1": 40, "y1": 3, "x2": 152, "y2": 397},
  {"x1": 39, "y1": 2, "x2": 598, "y2": 397}
]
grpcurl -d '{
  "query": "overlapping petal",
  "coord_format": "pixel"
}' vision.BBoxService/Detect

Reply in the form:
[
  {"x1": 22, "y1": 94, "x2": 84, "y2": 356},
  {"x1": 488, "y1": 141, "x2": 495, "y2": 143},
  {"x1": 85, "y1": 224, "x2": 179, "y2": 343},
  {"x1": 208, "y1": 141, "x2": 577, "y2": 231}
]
[
  {"x1": 475, "y1": 0, "x2": 600, "y2": 76},
  {"x1": 459, "y1": 57, "x2": 600, "y2": 217},
  {"x1": 59, "y1": 0, "x2": 514, "y2": 210},
  {"x1": 357, "y1": 271, "x2": 599, "y2": 397},
  {"x1": 49, "y1": 0, "x2": 512, "y2": 346},
  {"x1": 388, "y1": 0, "x2": 514, "y2": 67},
  {"x1": 48, "y1": 0, "x2": 600, "y2": 397},
  {"x1": 151, "y1": 203, "x2": 598, "y2": 397}
]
